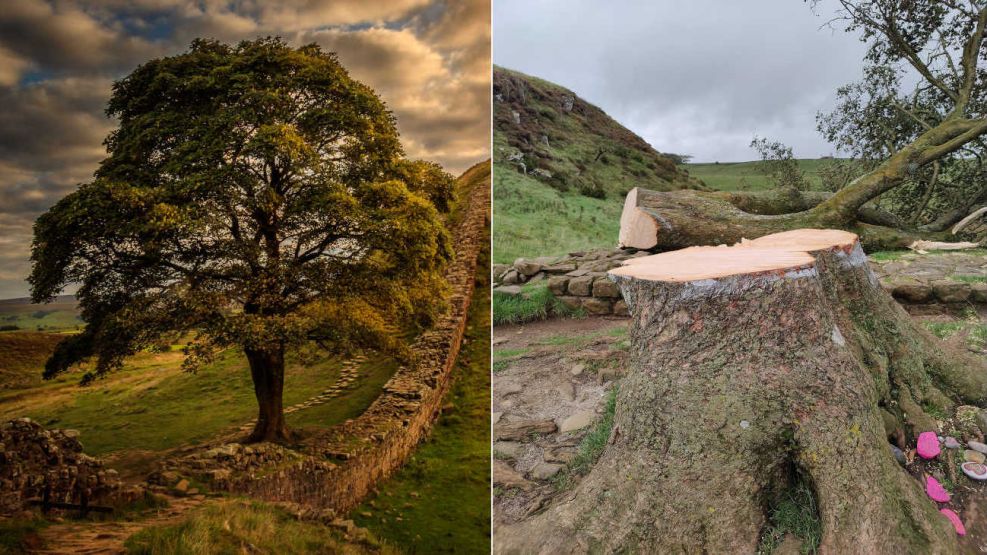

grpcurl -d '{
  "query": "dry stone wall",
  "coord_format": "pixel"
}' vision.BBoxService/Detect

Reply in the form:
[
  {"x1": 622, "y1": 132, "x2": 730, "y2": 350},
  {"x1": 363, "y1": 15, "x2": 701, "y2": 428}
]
[
  {"x1": 163, "y1": 174, "x2": 490, "y2": 517},
  {"x1": 0, "y1": 418, "x2": 122, "y2": 515},
  {"x1": 495, "y1": 248, "x2": 987, "y2": 314},
  {"x1": 493, "y1": 248, "x2": 654, "y2": 315}
]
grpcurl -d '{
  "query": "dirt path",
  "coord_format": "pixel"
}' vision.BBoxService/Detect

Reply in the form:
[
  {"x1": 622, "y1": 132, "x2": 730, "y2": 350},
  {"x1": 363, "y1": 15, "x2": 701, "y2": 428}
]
[{"x1": 30, "y1": 495, "x2": 207, "y2": 554}]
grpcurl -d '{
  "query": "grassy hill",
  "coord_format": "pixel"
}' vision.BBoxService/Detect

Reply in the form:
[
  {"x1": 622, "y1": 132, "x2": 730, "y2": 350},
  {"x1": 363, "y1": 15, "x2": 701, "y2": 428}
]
[
  {"x1": 495, "y1": 149, "x2": 845, "y2": 260},
  {"x1": 684, "y1": 159, "x2": 837, "y2": 192},
  {"x1": 0, "y1": 332, "x2": 64, "y2": 390},
  {"x1": 493, "y1": 66, "x2": 701, "y2": 263},
  {"x1": 0, "y1": 295, "x2": 82, "y2": 331}
]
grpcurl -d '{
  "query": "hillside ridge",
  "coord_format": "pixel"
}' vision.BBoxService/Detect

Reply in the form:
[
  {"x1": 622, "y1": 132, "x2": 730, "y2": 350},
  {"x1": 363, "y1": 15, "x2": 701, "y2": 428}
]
[{"x1": 493, "y1": 65, "x2": 702, "y2": 197}]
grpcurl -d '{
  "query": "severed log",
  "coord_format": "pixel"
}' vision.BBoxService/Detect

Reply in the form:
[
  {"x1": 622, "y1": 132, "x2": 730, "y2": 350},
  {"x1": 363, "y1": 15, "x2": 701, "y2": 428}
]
[
  {"x1": 708, "y1": 188, "x2": 904, "y2": 228},
  {"x1": 619, "y1": 187, "x2": 931, "y2": 252},
  {"x1": 496, "y1": 229, "x2": 985, "y2": 554},
  {"x1": 951, "y1": 205, "x2": 987, "y2": 235}
]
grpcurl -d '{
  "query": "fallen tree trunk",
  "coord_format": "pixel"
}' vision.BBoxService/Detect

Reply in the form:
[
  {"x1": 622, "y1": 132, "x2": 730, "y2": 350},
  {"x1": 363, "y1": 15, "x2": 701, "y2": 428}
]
[
  {"x1": 709, "y1": 188, "x2": 904, "y2": 228},
  {"x1": 496, "y1": 229, "x2": 987, "y2": 554},
  {"x1": 618, "y1": 187, "x2": 938, "y2": 252}
]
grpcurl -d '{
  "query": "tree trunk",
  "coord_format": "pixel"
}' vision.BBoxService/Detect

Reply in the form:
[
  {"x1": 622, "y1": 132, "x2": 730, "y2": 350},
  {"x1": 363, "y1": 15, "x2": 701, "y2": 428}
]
[
  {"x1": 618, "y1": 187, "x2": 938, "y2": 252},
  {"x1": 244, "y1": 346, "x2": 290, "y2": 443},
  {"x1": 619, "y1": 118, "x2": 987, "y2": 253},
  {"x1": 496, "y1": 230, "x2": 985, "y2": 554}
]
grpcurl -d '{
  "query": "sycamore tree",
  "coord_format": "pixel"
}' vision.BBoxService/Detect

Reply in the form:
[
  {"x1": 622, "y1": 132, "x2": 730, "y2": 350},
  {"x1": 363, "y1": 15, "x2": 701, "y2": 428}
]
[{"x1": 29, "y1": 38, "x2": 454, "y2": 443}]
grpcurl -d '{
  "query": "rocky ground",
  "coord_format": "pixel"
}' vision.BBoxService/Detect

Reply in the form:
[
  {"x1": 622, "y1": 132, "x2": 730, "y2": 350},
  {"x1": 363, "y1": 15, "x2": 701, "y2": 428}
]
[
  {"x1": 492, "y1": 297, "x2": 987, "y2": 552},
  {"x1": 873, "y1": 250, "x2": 987, "y2": 303},
  {"x1": 492, "y1": 316, "x2": 628, "y2": 524}
]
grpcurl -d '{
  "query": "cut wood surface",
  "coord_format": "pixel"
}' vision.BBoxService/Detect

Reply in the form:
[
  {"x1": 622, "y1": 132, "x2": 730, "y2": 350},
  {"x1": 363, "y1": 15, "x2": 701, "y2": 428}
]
[
  {"x1": 741, "y1": 228, "x2": 859, "y2": 252},
  {"x1": 611, "y1": 246, "x2": 815, "y2": 282}
]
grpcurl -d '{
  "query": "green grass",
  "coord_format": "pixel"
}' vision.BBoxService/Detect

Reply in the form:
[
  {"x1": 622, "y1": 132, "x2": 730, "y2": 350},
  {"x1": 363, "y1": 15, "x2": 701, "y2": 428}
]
[
  {"x1": 286, "y1": 357, "x2": 399, "y2": 430},
  {"x1": 968, "y1": 325, "x2": 987, "y2": 351},
  {"x1": 492, "y1": 347, "x2": 531, "y2": 373},
  {"x1": 493, "y1": 347, "x2": 530, "y2": 361},
  {"x1": 952, "y1": 274, "x2": 987, "y2": 283},
  {"x1": 868, "y1": 250, "x2": 911, "y2": 262},
  {"x1": 123, "y1": 499, "x2": 390, "y2": 554},
  {"x1": 682, "y1": 159, "x2": 834, "y2": 192},
  {"x1": 757, "y1": 482, "x2": 822, "y2": 554},
  {"x1": 492, "y1": 166, "x2": 623, "y2": 264},
  {"x1": 552, "y1": 387, "x2": 617, "y2": 490},
  {"x1": 0, "y1": 346, "x2": 391, "y2": 462},
  {"x1": 349, "y1": 232, "x2": 491, "y2": 553},
  {"x1": 492, "y1": 282, "x2": 583, "y2": 325},
  {"x1": 924, "y1": 321, "x2": 965, "y2": 339},
  {"x1": 922, "y1": 401, "x2": 950, "y2": 421},
  {"x1": 492, "y1": 158, "x2": 840, "y2": 263},
  {"x1": 0, "y1": 516, "x2": 50, "y2": 554},
  {"x1": 534, "y1": 333, "x2": 594, "y2": 346}
]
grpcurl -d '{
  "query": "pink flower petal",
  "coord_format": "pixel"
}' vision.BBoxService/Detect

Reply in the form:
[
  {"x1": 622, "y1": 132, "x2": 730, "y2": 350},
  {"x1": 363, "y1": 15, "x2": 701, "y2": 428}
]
[
  {"x1": 940, "y1": 508, "x2": 966, "y2": 536},
  {"x1": 917, "y1": 431, "x2": 940, "y2": 459},
  {"x1": 925, "y1": 476, "x2": 951, "y2": 503}
]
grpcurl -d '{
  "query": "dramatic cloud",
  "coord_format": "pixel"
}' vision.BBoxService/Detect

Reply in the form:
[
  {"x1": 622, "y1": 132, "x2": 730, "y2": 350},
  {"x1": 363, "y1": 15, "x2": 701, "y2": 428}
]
[
  {"x1": 493, "y1": 0, "x2": 869, "y2": 163},
  {"x1": 0, "y1": 0, "x2": 490, "y2": 299}
]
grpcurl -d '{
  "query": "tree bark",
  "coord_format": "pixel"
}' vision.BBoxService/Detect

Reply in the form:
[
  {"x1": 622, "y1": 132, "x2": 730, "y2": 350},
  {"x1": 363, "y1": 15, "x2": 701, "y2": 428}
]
[
  {"x1": 619, "y1": 118, "x2": 987, "y2": 253},
  {"x1": 496, "y1": 230, "x2": 984, "y2": 554},
  {"x1": 244, "y1": 346, "x2": 290, "y2": 443},
  {"x1": 618, "y1": 187, "x2": 933, "y2": 252}
]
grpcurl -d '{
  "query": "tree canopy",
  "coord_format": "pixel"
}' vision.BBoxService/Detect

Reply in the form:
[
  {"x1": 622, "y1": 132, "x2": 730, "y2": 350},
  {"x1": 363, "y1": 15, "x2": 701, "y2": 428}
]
[
  {"x1": 29, "y1": 37, "x2": 454, "y2": 394},
  {"x1": 810, "y1": 0, "x2": 987, "y2": 227}
]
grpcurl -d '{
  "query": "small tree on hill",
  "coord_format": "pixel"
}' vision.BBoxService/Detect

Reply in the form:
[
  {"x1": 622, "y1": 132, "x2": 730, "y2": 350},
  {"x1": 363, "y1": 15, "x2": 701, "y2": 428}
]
[
  {"x1": 750, "y1": 135, "x2": 811, "y2": 191},
  {"x1": 29, "y1": 38, "x2": 453, "y2": 443}
]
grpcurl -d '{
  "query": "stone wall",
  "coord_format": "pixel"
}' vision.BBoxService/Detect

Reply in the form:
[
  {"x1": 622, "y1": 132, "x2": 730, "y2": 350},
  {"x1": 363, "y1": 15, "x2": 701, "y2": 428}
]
[
  {"x1": 493, "y1": 248, "x2": 652, "y2": 316},
  {"x1": 164, "y1": 173, "x2": 490, "y2": 518},
  {"x1": 0, "y1": 418, "x2": 121, "y2": 515},
  {"x1": 495, "y1": 248, "x2": 987, "y2": 315}
]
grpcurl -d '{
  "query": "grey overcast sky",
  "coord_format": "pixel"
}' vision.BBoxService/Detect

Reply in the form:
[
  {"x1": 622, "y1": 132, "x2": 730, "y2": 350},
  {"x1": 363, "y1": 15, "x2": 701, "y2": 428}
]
[
  {"x1": 493, "y1": 0, "x2": 868, "y2": 163},
  {"x1": 0, "y1": 0, "x2": 489, "y2": 300}
]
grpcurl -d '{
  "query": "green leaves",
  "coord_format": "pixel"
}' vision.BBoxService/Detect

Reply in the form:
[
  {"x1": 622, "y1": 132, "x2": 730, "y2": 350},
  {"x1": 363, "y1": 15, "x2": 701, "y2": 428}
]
[{"x1": 30, "y1": 37, "x2": 457, "y2": 381}]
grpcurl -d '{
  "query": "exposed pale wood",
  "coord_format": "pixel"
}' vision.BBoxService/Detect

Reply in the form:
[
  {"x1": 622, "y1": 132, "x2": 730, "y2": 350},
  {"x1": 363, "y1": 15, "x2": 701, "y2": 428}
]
[
  {"x1": 611, "y1": 246, "x2": 815, "y2": 282},
  {"x1": 909, "y1": 240, "x2": 982, "y2": 252},
  {"x1": 741, "y1": 228, "x2": 859, "y2": 252},
  {"x1": 617, "y1": 187, "x2": 658, "y2": 250},
  {"x1": 951, "y1": 206, "x2": 987, "y2": 235}
]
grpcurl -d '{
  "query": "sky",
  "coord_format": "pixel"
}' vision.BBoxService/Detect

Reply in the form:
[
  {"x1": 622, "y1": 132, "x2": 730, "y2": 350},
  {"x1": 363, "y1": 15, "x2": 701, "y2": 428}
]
[
  {"x1": 493, "y1": 0, "x2": 869, "y2": 164},
  {"x1": 0, "y1": 0, "x2": 490, "y2": 300}
]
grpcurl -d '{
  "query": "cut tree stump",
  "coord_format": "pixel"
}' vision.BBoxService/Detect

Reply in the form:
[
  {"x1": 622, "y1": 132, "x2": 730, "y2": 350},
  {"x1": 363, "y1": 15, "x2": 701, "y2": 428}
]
[{"x1": 496, "y1": 229, "x2": 986, "y2": 554}]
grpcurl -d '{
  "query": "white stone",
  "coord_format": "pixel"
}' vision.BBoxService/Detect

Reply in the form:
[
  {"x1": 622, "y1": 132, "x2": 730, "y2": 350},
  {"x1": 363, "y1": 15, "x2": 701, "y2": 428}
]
[
  {"x1": 559, "y1": 411, "x2": 595, "y2": 433},
  {"x1": 962, "y1": 462, "x2": 987, "y2": 481}
]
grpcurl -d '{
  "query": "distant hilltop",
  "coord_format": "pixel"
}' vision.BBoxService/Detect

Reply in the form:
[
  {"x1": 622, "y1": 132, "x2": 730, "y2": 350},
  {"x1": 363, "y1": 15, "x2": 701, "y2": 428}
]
[{"x1": 493, "y1": 65, "x2": 702, "y2": 199}]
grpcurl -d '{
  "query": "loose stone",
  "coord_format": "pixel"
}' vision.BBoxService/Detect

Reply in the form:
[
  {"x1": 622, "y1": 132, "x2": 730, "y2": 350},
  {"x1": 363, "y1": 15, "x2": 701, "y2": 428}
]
[
  {"x1": 965, "y1": 450, "x2": 986, "y2": 464},
  {"x1": 968, "y1": 440, "x2": 987, "y2": 454},
  {"x1": 962, "y1": 462, "x2": 987, "y2": 481}
]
